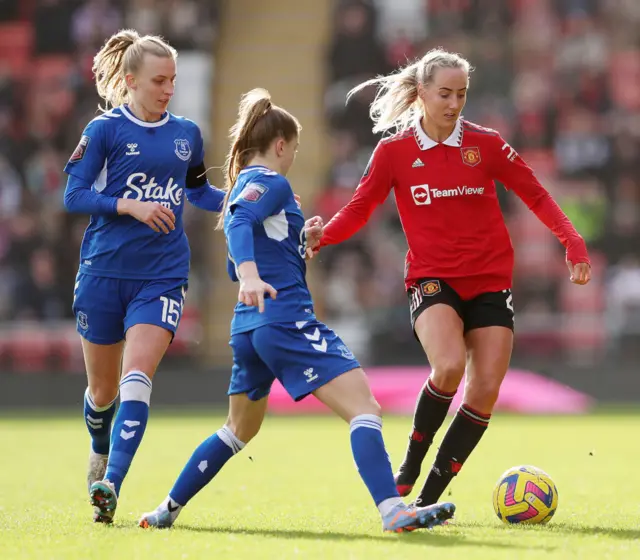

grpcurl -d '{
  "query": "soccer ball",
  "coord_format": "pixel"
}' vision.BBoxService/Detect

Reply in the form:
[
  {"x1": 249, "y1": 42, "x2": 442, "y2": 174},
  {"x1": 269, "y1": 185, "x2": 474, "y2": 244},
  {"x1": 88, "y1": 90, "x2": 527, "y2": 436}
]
[{"x1": 493, "y1": 465, "x2": 558, "y2": 525}]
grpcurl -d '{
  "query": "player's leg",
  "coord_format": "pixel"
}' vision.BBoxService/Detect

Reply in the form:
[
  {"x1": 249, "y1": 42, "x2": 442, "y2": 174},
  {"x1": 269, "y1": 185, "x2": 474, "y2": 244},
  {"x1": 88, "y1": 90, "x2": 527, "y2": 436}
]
[
  {"x1": 82, "y1": 338, "x2": 124, "y2": 491},
  {"x1": 100, "y1": 323, "x2": 171, "y2": 488},
  {"x1": 73, "y1": 274, "x2": 125, "y2": 495},
  {"x1": 414, "y1": 290, "x2": 514, "y2": 507},
  {"x1": 139, "y1": 332, "x2": 273, "y2": 528},
  {"x1": 91, "y1": 280, "x2": 185, "y2": 522},
  {"x1": 395, "y1": 280, "x2": 466, "y2": 496},
  {"x1": 140, "y1": 393, "x2": 269, "y2": 529},
  {"x1": 257, "y1": 321, "x2": 454, "y2": 532},
  {"x1": 312, "y1": 367, "x2": 455, "y2": 531}
]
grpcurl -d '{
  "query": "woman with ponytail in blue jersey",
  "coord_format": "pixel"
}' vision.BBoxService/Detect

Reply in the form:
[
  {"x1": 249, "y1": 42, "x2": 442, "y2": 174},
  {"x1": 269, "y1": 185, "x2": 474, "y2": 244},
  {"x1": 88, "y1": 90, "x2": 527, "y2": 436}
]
[
  {"x1": 63, "y1": 29, "x2": 225, "y2": 524},
  {"x1": 138, "y1": 89, "x2": 455, "y2": 533}
]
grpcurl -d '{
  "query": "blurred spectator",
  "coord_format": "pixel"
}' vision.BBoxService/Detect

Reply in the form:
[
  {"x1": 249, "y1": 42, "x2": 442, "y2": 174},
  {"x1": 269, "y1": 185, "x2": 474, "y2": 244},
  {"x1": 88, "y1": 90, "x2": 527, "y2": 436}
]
[
  {"x1": 606, "y1": 254, "x2": 640, "y2": 355},
  {"x1": 33, "y1": 0, "x2": 75, "y2": 55},
  {"x1": 126, "y1": 0, "x2": 161, "y2": 37},
  {"x1": 72, "y1": 0, "x2": 122, "y2": 50},
  {"x1": 0, "y1": 155, "x2": 23, "y2": 219},
  {"x1": 10, "y1": 246, "x2": 65, "y2": 321},
  {"x1": 554, "y1": 106, "x2": 611, "y2": 176},
  {"x1": 326, "y1": 1, "x2": 388, "y2": 146}
]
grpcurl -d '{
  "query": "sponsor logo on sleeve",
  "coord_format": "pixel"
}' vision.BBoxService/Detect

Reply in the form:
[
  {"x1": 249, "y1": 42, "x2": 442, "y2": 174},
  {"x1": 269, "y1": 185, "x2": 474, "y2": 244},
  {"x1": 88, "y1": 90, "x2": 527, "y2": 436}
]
[
  {"x1": 70, "y1": 135, "x2": 90, "y2": 162},
  {"x1": 241, "y1": 183, "x2": 268, "y2": 202}
]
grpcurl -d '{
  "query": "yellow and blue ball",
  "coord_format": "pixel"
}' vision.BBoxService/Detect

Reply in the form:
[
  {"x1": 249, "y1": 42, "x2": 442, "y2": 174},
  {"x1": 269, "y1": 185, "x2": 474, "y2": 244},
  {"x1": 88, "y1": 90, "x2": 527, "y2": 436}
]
[{"x1": 493, "y1": 465, "x2": 558, "y2": 525}]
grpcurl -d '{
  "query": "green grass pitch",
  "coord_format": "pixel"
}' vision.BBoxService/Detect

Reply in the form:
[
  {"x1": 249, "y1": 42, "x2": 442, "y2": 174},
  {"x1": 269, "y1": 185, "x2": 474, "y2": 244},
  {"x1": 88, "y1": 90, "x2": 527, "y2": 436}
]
[{"x1": 1, "y1": 411, "x2": 639, "y2": 559}]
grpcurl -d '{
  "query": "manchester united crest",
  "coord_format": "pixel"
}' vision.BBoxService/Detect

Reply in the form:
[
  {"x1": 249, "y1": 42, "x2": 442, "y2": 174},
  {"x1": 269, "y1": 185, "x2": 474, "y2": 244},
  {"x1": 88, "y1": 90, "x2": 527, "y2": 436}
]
[
  {"x1": 461, "y1": 147, "x2": 481, "y2": 167},
  {"x1": 420, "y1": 280, "x2": 441, "y2": 297}
]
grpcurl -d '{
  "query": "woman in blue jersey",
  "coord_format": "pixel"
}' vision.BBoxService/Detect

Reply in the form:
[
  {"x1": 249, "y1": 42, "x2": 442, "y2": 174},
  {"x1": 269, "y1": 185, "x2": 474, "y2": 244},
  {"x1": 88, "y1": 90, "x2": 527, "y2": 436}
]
[
  {"x1": 138, "y1": 89, "x2": 455, "y2": 533},
  {"x1": 63, "y1": 29, "x2": 225, "y2": 523}
]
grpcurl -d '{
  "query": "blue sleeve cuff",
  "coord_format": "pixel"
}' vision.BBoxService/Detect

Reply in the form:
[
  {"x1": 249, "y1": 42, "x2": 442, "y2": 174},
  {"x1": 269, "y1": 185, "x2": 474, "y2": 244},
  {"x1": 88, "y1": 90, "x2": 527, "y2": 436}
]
[
  {"x1": 102, "y1": 196, "x2": 119, "y2": 215},
  {"x1": 186, "y1": 181, "x2": 225, "y2": 212}
]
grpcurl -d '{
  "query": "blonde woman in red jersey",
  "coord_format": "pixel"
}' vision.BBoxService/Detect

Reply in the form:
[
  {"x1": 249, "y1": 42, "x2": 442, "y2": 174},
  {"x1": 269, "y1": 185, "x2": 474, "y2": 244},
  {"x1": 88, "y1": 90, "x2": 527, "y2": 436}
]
[{"x1": 312, "y1": 48, "x2": 591, "y2": 508}]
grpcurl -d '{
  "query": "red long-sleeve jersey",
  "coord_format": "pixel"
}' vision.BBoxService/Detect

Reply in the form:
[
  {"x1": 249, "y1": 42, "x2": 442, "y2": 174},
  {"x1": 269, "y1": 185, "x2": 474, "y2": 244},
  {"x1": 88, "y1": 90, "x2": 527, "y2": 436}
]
[{"x1": 320, "y1": 118, "x2": 590, "y2": 300}]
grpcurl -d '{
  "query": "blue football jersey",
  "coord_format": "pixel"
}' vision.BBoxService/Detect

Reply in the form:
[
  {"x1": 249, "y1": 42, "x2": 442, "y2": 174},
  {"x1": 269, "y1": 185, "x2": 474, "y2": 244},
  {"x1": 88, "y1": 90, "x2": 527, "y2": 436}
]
[
  {"x1": 64, "y1": 105, "x2": 205, "y2": 281},
  {"x1": 224, "y1": 166, "x2": 314, "y2": 334}
]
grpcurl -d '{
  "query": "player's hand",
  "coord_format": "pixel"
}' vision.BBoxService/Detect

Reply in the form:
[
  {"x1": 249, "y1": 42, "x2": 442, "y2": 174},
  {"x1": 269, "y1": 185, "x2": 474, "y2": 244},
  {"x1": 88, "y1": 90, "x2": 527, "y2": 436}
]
[
  {"x1": 567, "y1": 260, "x2": 591, "y2": 285},
  {"x1": 118, "y1": 199, "x2": 176, "y2": 234},
  {"x1": 304, "y1": 216, "x2": 324, "y2": 259},
  {"x1": 294, "y1": 193, "x2": 302, "y2": 208},
  {"x1": 238, "y1": 277, "x2": 278, "y2": 313},
  {"x1": 237, "y1": 262, "x2": 277, "y2": 313}
]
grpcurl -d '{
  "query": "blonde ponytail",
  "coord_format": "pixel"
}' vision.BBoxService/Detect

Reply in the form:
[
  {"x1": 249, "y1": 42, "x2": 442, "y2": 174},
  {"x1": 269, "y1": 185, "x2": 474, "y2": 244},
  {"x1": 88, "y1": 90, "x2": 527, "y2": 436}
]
[
  {"x1": 92, "y1": 29, "x2": 177, "y2": 111},
  {"x1": 225, "y1": 88, "x2": 273, "y2": 193},
  {"x1": 348, "y1": 48, "x2": 472, "y2": 135},
  {"x1": 217, "y1": 88, "x2": 301, "y2": 229}
]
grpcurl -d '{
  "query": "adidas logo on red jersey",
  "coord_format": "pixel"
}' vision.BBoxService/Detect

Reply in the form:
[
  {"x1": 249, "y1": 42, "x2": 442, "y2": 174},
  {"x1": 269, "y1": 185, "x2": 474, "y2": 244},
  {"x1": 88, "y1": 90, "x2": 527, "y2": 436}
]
[{"x1": 411, "y1": 158, "x2": 424, "y2": 168}]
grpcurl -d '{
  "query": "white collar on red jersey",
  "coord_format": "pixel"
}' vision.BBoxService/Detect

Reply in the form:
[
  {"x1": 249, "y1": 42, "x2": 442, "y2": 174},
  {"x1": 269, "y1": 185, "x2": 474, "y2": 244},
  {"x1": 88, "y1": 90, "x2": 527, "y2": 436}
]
[{"x1": 413, "y1": 116, "x2": 463, "y2": 150}]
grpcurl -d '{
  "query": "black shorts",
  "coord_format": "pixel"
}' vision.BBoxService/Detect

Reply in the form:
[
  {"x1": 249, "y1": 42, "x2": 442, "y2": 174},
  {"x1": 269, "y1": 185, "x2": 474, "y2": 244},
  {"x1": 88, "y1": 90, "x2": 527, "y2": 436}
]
[{"x1": 408, "y1": 278, "x2": 514, "y2": 334}]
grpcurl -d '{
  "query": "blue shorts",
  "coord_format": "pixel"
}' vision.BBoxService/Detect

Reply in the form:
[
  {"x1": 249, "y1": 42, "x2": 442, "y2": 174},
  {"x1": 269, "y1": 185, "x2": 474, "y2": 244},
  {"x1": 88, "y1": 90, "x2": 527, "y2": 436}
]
[
  {"x1": 72, "y1": 273, "x2": 187, "y2": 345},
  {"x1": 228, "y1": 320, "x2": 360, "y2": 402}
]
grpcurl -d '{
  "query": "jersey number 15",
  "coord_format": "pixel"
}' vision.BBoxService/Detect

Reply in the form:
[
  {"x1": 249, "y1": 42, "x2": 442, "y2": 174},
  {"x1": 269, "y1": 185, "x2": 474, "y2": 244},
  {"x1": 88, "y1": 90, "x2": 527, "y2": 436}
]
[{"x1": 160, "y1": 296, "x2": 182, "y2": 327}]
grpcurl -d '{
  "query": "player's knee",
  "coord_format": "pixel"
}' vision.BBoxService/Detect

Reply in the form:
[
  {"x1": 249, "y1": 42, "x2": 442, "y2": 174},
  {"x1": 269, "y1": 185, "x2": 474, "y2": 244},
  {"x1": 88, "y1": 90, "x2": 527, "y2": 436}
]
[
  {"x1": 465, "y1": 377, "x2": 501, "y2": 412},
  {"x1": 89, "y1": 385, "x2": 119, "y2": 408},
  {"x1": 233, "y1": 425, "x2": 260, "y2": 444},
  {"x1": 121, "y1": 357, "x2": 159, "y2": 379},
  {"x1": 431, "y1": 357, "x2": 466, "y2": 390},
  {"x1": 364, "y1": 396, "x2": 382, "y2": 419},
  {"x1": 346, "y1": 393, "x2": 382, "y2": 422},
  {"x1": 225, "y1": 418, "x2": 260, "y2": 444},
  {"x1": 122, "y1": 325, "x2": 173, "y2": 377}
]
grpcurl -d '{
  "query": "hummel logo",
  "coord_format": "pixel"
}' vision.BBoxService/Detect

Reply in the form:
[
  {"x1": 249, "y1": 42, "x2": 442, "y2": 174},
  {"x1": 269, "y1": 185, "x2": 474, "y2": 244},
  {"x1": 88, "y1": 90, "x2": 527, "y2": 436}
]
[
  {"x1": 412, "y1": 158, "x2": 424, "y2": 168},
  {"x1": 126, "y1": 143, "x2": 140, "y2": 156},
  {"x1": 167, "y1": 499, "x2": 179, "y2": 512},
  {"x1": 303, "y1": 368, "x2": 319, "y2": 383}
]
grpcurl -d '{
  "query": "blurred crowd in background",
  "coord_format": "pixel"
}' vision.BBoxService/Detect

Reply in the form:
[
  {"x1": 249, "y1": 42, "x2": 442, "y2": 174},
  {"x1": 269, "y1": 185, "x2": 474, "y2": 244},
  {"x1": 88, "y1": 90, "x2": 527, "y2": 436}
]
[
  {"x1": 0, "y1": 0, "x2": 638, "y2": 373},
  {"x1": 317, "y1": 0, "x2": 640, "y2": 366}
]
